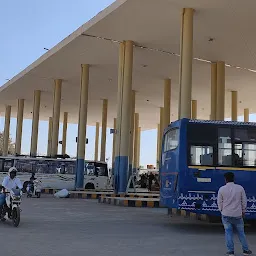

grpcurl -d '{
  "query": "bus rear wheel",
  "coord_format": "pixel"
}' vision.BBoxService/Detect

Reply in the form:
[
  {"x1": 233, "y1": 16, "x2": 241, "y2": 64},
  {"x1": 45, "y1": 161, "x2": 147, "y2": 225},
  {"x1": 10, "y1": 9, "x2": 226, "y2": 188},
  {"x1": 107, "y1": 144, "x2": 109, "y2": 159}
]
[{"x1": 85, "y1": 183, "x2": 95, "y2": 190}]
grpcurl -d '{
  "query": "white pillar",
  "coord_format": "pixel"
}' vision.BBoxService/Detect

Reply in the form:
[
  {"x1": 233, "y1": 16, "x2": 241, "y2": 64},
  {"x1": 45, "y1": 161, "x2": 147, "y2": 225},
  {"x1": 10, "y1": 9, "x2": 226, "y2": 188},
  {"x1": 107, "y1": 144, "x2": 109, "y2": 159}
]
[
  {"x1": 94, "y1": 122, "x2": 100, "y2": 161},
  {"x1": 76, "y1": 64, "x2": 89, "y2": 189},
  {"x1": 3, "y1": 105, "x2": 11, "y2": 156},
  {"x1": 30, "y1": 90, "x2": 41, "y2": 157},
  {"x1": 62, "y1": 112, "x2": 68, "y2": 155},
  {"x1": 47, "y1": 117, "x2": 53, "y2": 157},
  {"x1": 178, "y1": 8, "x2": 194, "y2": 119},
  {"x1": 15, "y1": 99, "x2": 24, "y2": 155},
  {"x1": 51, "y1": 79, "x2": 62, "y2": 157},
  {"x1": 112, "y1": 118, "x2": 117, "y2": 168},
  {"x1": 100, "y1": 99, "x2": 108, "y2": 162},
  {"x1": 216, "y1": 61, "x2": 225, "y2": 121},
  {"x1": 163, "y1": 79, "x2": 171, "y2": 129},
  {"x1": 115, "y1": 40, "x2": 133, "y2": 193}
]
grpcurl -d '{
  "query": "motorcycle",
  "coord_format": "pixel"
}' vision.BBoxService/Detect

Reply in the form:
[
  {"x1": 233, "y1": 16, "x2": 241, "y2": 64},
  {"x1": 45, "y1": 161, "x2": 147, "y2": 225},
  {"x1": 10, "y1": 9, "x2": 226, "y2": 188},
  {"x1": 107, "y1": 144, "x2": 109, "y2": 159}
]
[
  {"x1": 1, "y1": 188, "x2": 22, "y2": 227},
  {"x1": 26, "y1": 179, "x2": 42, "y2": 198}
]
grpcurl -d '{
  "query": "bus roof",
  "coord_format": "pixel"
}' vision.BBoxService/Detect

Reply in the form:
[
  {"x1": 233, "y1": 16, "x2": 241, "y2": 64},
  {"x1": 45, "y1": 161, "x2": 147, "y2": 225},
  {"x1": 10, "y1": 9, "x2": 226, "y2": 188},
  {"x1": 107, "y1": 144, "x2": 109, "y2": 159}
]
[{"x1": 188, "y1": 119, "x2": 256, "y2": 126}]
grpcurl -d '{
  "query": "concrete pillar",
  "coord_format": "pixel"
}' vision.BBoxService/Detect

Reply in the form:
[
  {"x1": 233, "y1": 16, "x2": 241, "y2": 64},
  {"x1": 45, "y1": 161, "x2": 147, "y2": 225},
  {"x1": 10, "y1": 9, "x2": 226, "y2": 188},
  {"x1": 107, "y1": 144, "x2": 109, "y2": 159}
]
[
  {"x1": 94, "y1": 122, "x2": 100, "y2": 161},
  {"x1": 112, "y1": 118, "x2": 117, "y2": 168},
  {"x1": 191, "y1": 100, "x2": 197, "y2": 119},
  {"x1": 15, "y1": 99, "x2": 24, "y2": 155},
  {"x1": 178, "y1": 8, "x2": 194, "y2": 119},
  {"x1": 129, "y1": 90, "x2": 136, "y2": 176},
  {"x1": 30, "y1": 90, "x2": 41, "y2": 157},
  {"x1": 244, "y1": 108, "x2": 249, "y2": 122},
  {"x1": 156, "y1": 124, "x2": 160, "y2": 168},
  {"x1": 211, "y1": 62, "x2": 217, "y2": 120},
  {"x1": 158, "y1": 107, "x2": 164, "y2": 166},
  {"x1": 3, "y1": 105, "x2": 11, "y2": 156},
  {"x1": 47, "y1": 117, "x2": 53, "y2": 157},
  {"x1": 231, "y1": 91, "x2": 238, "y2": 121},
  {"x1": 76, "y1": 64, "x2": 89, "y2": 189},
  {"x1": 115, "y1": 40, "x2": 133, "y2": 193},
  {"x1": 62, "y1": 112, "x2": 68, "y2": 155},
  {"x1": 100, "y1": 99, "x2": 108, "y2": 162},
  {"x1": 216, "y1": 61, "x2": 225, "y2": 120},
  {"x1": 51, "y1": 79, "x2": 62, "y2": 157},
  {"x1": 133, "y1": 113, "x2": 139, "y2": 173},
  {"x1": 137, "y1": 127, "x2": 141, "y2": 169},
  {"x1": 163, "y1": 79, "x2": 171, "y2": 129}
]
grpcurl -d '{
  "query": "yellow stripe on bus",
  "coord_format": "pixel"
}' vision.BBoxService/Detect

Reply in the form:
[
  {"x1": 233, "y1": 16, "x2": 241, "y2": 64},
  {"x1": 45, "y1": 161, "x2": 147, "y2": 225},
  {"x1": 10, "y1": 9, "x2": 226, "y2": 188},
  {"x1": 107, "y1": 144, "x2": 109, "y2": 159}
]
[{"x1": 188, "y1": 166, "x2": 256, "y2": 171}]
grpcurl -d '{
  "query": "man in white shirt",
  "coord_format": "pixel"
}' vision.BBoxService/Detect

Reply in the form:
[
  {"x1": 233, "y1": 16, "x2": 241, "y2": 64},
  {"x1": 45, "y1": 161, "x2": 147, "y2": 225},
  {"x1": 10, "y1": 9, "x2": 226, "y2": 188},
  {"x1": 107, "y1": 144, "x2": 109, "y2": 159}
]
[
  {"x1": 0, "y1": 167, "x2": 23, "y2": 215},
  {"x1": 217, "y1": 172, "x2": 252, "y2": 256}
]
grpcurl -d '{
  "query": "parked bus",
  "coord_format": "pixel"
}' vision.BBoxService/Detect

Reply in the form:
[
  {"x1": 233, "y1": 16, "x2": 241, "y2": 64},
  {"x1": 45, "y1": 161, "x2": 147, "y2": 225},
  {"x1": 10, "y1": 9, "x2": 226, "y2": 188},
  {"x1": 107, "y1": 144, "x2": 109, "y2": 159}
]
[
  {"x1": 0, "y1": 156, "x2": 112, "y2": 190},
  {"x1": 160, "y1": 119, "x2": 256, "y2": 221}
]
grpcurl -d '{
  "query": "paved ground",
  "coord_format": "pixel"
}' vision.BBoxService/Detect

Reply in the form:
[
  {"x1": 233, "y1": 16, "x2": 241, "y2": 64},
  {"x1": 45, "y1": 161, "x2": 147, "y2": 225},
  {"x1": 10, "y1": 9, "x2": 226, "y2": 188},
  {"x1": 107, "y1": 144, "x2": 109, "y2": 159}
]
[{"x1": 1, "y1": 195, "x2": 256, "y2": 256}]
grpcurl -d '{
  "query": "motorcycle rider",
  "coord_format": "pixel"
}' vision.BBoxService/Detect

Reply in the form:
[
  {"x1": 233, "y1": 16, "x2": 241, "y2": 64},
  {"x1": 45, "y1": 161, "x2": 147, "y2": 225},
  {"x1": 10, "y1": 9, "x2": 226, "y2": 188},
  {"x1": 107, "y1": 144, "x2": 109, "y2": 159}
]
[{"x1": 0, "y1": 167, "x2": 22, "y2": 217}]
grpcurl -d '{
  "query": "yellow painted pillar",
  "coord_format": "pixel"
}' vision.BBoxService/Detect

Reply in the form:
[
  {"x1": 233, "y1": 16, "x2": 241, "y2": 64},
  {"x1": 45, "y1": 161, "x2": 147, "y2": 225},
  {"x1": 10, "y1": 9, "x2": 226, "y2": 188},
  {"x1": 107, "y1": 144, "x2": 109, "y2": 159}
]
[
  {"x1": 244, "y1": 108, "x2": 249, "y2": 122},
  {"x1": 156, "y1": 124, "x2": 160, "y2": 168},
  {"x1": 62, "y1": 112, "x2": 68, "y2": 155},
  {"x1": 30, "y1": 90, "x2": 41, "y2": 157},
  {"x1": 112, "y1": 118, "x2": 117, "y2": 167},
  {"x1": 163, "y1": 79, "x2": 171, "y2": 129},
  {"x1": 158, "y1": 107, "x2": 164, "y2": 166},
  {"x1": 47, "y1": 117, "x2": 53, "y2": 157},
  {"x1": 191, "y1": 100, "x2": 197, "y2": 119},
  {"x1": 216, "y1": 61, "x2": 225, "y2": 120},
  {"x1": 94, "y1": 122, "x2": 100, "y2": 161},
  {"x1": 15, "y1": 99, "x2": 24, "y2": 155},
  {"x1": 129, "y1": 90, "x2": 136, "y2": 175},
  {"x1": 115, "y1": 40, "x2": 133, "y2": 193},
  {"x1": 211, "y1": 62, "x2": 217, "y2": 120},
  {"x1": 100, "y1": 99, "x2": 108, "y2": 162},
  {"x1": 51, "y1": 79, "x2": 62, "y2": 157},
  {"x1": 137, "y1": 127, "x2": 141, "y2": 169},
  {"x1": 178, "y1": 8, "x2": 194, "y2": 119},
  {"x1": 76, "y1": 64, "x2": 89, "y2": 189},
  {"x1": 3, "y1": 105, "x2": 11, "y2": 156},
  {"x1": 133, "y1": 113, "x2": 139, "y2": 172},
  {"x1": 231, "y1": 91, "x2": 238, "y2": 121}
]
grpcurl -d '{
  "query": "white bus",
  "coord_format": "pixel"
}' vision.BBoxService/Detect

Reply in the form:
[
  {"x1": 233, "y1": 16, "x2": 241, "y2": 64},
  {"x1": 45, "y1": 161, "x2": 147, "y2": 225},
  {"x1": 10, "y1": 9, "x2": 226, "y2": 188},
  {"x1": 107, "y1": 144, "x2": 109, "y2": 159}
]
[{"x1": 0, "y1": 156, "x2": 112, "y2": 191}]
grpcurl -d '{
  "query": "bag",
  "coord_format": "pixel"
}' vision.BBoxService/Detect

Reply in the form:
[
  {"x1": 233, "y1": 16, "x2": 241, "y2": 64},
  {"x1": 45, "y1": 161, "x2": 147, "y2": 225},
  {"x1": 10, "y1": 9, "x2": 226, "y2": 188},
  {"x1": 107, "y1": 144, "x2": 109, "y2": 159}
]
[{"x1": 54, "y1": 189, "x2": 69, "y2": 198}]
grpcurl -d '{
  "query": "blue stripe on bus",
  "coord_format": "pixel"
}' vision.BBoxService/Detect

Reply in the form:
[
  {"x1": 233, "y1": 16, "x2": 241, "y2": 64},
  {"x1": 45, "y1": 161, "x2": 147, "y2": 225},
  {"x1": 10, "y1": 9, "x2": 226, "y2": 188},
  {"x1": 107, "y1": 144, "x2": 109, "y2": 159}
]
[{"x1": 75, "y1": 158, "x2": 84, "y2": 189}]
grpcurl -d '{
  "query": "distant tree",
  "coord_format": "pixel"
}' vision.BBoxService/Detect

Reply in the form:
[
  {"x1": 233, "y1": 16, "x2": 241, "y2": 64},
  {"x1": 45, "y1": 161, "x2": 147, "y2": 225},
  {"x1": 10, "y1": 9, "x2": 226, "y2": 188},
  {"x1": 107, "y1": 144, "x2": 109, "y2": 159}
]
[{"x1": 0, "y1": 131, "x2": 15, "y2": 155}]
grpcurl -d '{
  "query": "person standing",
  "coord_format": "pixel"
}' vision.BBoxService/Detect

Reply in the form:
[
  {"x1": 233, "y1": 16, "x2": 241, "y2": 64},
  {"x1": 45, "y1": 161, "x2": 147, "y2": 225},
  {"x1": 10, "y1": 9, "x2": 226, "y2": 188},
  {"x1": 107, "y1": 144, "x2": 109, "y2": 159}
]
[{"x1": 217, "y1": 172, "x2": 252, "y2": 256}]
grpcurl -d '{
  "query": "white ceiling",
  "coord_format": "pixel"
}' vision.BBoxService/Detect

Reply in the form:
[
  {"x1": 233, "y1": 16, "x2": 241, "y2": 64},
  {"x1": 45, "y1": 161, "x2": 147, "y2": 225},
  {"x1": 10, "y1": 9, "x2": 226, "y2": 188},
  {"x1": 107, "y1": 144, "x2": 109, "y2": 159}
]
[{"x1": 1, "y1": 0, "x2": 256, "y2": 129}]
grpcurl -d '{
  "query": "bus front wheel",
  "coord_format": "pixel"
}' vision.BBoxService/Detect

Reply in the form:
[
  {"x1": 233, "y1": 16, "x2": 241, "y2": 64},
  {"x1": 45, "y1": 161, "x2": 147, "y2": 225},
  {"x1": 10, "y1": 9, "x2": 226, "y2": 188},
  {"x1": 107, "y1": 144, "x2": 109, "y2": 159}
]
[{"x1": 85, "y1": 183, "x2": 95, "y2": 190}]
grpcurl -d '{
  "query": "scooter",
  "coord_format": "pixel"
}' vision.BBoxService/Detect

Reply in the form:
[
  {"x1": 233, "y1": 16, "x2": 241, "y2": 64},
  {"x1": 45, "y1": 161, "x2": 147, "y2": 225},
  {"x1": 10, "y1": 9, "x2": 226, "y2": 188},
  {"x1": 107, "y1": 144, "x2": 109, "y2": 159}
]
[
  {"x1": 27, "y1": 179, "x2": 42, "y2": 198},
  {"x1": 1, "y1": 188, "x2": 22, "y2": 227}
]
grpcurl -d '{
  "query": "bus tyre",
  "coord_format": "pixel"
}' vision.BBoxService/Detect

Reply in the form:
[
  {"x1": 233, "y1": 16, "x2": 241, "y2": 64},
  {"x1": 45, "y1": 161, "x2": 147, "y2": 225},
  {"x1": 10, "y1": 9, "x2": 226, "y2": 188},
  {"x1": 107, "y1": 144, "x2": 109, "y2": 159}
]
[
  {"x1": 248, "y1": 220, "x2": 256, "y2": 228},
  {"x1": 85, "y1": 183, "x2": 95, "y2": 190}
]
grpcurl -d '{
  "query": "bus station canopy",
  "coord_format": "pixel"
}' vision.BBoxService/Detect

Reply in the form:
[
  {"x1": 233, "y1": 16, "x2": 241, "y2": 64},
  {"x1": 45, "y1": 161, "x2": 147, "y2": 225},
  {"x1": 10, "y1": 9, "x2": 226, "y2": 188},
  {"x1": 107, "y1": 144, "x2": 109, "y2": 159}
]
[{"x1": 1, "y1": 0, "x2": 256, "y2": 129}]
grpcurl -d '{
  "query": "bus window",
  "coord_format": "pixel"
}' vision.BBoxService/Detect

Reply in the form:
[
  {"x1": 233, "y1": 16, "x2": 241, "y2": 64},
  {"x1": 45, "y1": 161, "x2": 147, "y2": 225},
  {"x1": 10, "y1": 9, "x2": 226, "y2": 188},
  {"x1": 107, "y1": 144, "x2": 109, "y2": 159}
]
[
  {"x1": 235, "y1": 143, "x2": 256, "y2": 167},
  {"x1": 164, "y1": 129, "x2": 179, "y2": 152},
  {"x1": 218, "y1": 128, "x2": 232, "y2": 166},
  {"x1": 190, "y1": 145, "x2": 213, "y2": 166}
]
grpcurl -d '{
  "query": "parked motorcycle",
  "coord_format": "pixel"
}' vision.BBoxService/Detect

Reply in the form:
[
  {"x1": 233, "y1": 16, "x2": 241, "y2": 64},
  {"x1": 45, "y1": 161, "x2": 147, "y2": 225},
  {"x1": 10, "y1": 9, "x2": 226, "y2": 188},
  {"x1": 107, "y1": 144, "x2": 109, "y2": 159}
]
[
  {"x1": 1, "y1": 188, "x2": 22, "y2": 227},
  {"x1": 27, "y1": 179, "x2": 42, "y2": 198}
]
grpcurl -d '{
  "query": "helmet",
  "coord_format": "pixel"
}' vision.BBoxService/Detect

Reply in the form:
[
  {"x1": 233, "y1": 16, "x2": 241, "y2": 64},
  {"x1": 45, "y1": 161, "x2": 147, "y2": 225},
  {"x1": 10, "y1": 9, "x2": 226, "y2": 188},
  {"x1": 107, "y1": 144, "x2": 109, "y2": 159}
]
[{"x1": 8, "y1": 167, "x2": 17, "y2": 175}]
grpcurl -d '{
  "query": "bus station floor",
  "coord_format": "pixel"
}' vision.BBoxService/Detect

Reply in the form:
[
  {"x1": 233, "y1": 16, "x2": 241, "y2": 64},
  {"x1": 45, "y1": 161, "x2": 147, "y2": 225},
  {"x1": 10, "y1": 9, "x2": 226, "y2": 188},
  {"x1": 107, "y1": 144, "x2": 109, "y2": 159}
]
[{"x1": 2, "y1": 195, "x2": 256, "y2": 256}]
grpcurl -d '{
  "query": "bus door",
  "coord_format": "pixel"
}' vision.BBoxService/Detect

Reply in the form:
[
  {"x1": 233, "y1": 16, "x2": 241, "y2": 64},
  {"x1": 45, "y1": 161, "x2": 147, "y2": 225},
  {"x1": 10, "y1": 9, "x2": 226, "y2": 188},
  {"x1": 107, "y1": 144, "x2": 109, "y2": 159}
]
[{"x1": 160, "y1": 128, "x2": 179, "y2": 205}]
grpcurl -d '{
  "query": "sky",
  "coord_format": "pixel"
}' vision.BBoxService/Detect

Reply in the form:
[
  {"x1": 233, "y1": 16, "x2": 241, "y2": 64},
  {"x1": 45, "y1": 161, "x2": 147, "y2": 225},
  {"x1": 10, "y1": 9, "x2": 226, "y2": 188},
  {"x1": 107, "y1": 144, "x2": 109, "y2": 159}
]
[{"x1": 0, "y1": 0, "x2": 158, "y2": 167}]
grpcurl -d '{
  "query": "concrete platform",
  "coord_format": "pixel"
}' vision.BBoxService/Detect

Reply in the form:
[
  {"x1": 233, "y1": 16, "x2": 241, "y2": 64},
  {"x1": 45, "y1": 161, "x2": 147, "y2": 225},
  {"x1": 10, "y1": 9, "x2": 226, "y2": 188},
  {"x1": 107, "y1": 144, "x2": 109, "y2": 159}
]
[{"x1": 98, "y1": 196, "x2": 161, "y2": 208}]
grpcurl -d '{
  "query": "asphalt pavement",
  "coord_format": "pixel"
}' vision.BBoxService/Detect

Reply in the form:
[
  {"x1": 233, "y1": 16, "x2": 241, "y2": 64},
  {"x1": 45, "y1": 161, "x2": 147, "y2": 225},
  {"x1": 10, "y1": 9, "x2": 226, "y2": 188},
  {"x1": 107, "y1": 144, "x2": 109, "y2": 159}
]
[{"x1": 1, "y1": 195, "x2": 256, "y2": 256}]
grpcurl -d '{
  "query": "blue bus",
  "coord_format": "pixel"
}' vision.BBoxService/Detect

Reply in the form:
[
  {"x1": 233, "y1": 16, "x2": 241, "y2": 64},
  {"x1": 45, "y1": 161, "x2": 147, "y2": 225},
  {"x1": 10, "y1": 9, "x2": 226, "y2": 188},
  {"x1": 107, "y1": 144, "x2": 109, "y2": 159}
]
[{"x1": 160, "y1": 119, "x2": 256, "y2": 221}]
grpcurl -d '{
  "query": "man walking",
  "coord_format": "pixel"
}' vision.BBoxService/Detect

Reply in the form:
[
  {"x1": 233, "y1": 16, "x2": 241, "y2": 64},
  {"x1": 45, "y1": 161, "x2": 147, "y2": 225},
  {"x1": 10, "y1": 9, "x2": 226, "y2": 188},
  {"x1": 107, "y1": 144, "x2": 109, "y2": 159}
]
[{"x1": 217, "y1": 172, "x2": 252, "y2": 256}]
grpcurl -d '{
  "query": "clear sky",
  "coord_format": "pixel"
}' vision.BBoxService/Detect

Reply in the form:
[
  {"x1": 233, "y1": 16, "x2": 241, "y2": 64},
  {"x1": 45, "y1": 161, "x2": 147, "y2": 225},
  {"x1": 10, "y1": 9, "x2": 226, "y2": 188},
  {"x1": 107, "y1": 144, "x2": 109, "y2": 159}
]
[{"x1": 0, "y1": 0, "x2": 158, "y2": 167}]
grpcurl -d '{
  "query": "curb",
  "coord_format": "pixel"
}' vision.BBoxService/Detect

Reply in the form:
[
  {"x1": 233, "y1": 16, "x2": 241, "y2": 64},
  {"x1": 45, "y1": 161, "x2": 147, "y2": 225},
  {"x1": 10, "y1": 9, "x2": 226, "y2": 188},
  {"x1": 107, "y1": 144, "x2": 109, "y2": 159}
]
[{"x1": 98, "y1": 196, "x2": 161, "y2": 208}]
